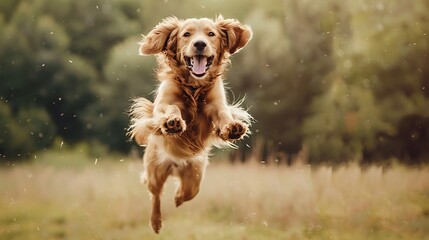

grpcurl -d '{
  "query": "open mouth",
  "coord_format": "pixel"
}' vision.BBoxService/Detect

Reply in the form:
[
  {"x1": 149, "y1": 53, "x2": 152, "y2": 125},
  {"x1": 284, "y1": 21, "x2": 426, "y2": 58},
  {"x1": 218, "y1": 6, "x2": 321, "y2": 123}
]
[{"x1": 184, "y1": 55, "x2": 214, "y2": 78}]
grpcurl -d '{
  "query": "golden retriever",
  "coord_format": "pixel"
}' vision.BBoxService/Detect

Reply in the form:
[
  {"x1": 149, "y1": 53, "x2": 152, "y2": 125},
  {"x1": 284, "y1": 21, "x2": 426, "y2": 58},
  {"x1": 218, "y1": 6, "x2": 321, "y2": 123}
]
[{"x1": 128, "y1": 16, "x2": 252, "y2": 233}]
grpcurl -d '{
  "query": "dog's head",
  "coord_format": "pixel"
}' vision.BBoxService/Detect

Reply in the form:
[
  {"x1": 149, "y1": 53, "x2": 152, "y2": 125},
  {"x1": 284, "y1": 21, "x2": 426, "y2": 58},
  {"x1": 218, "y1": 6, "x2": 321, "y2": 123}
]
[{"x1": 139, "y1": 16, "x2": 252, "y2": 80}]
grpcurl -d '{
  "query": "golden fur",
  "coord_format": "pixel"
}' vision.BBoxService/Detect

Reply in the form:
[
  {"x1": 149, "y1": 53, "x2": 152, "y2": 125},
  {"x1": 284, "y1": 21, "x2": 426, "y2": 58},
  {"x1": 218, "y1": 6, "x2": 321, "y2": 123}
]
[{"x1": 128, "y1": 16, "x2": 252, "y2": 233}]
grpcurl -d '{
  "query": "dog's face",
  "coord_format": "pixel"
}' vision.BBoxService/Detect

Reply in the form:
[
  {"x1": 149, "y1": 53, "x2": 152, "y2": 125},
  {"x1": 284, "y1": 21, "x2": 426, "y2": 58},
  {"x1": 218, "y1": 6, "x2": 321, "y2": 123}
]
[
  {"x1": 179, "y1": 18, "x2": 219, "y2": 79},
  {"x1": 139, "y1": 16, "x2": 252, "y2": 80}
]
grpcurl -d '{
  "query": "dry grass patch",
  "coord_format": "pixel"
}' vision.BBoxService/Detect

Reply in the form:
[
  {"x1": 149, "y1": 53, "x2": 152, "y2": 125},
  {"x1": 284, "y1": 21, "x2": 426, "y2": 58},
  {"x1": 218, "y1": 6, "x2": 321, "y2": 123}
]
[{"x1": 0, "y1": 155, "x2": 428, "y2": 239}]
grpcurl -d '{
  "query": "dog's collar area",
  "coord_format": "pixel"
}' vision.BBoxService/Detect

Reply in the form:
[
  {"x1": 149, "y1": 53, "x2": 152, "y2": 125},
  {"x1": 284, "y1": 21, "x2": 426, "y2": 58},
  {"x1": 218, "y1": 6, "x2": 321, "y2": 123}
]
[
  {"x1": 175, "y1": 73, "x2": 219, "y2": 90},
  {"x1": 180, "y1": 83, "x2": 212, "y2": 107},
  {"x1": 192, "y1": 72, "x2": 206, "y2": 78},
  {"x1": 176, "y1": 75, "x2": 214, "y2": 96}
]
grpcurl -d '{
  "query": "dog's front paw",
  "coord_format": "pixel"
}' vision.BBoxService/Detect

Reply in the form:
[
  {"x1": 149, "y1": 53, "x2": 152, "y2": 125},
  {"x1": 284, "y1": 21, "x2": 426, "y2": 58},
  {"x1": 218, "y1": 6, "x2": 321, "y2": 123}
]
[
  {"x1": 219, "y1": 121, "x2": 248, "y2": 141},
  {"x1": 161, "y1": 116, "x2": 186, "y2": 135}
]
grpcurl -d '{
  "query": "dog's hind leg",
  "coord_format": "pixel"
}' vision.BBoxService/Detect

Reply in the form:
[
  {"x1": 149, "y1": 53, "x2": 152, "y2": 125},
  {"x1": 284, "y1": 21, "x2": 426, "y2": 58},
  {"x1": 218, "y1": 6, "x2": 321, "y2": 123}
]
[
  {"x1": 144, "y1": 146, "x2": 173, "y2": 233},
  {"x1": 174, "y1": 158, "x2": 208, "y2": 207}
]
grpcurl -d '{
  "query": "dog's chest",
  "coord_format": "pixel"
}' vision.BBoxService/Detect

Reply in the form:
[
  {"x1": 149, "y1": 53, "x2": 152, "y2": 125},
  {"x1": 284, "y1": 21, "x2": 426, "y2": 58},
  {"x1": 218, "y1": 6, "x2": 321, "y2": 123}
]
[
  {"x1": 166, "y1": 86, "x2": 213, "y2": 153},
  {"x1": 181, "y1": 86, "x2": 209, "y2": 114},
  {"x1": 179, "y1": 86, "x2": 212, "y2": 133}
]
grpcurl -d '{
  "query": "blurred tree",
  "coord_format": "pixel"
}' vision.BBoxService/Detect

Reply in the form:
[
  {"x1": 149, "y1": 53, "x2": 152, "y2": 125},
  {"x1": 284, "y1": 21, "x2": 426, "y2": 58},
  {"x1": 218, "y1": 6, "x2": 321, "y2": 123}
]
[
  {"x1": 227, "y1": 2, "x2": 335, "y2": 161},
  {"x1": 303, "y1": 76, "x2": 388, "y2": 163},
  {"x1": 83, "y1": 36, "x2": 156, "y2": 152},
  {"x1": 302, "y1": 0, "x2": 429, "y2": 163},
  {"x1": 0, "y1": 0, "x2": 21, "y2": 21},
  {"x1": 0, "y1": 0, "x2": 139, "y2": 158},
  {"x1": 0, "y1": 0, "x2": 428, "y2": 164},
  {"x1": 0, "y1": 100, "x2": 55, "y2": 158},
  {"x1": 39, "y1": 0, "x2": 141, "y2": 69}
]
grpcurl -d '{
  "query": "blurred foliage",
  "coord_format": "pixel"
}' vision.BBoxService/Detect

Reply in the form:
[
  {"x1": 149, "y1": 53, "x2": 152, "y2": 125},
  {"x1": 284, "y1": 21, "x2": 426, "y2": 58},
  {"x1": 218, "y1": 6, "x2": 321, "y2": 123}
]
[{"x1": 0, "y1": 0, "x2": 428, "y2": 164}]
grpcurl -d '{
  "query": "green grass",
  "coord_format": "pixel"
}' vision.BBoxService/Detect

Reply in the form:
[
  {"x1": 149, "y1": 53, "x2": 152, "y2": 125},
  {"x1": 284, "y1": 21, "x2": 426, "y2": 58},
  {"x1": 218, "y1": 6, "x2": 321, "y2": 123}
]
[{"x1": 1, "y1": 151, "x2": 429, "y2": 239}]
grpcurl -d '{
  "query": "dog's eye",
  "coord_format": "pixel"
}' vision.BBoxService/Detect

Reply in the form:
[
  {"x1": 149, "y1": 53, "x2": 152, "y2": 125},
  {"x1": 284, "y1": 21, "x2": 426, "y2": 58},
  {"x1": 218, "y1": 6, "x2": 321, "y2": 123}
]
[
  {"x1": 183, "y1": 32, "x2": 191, "y2": 37},
  {"x1": 208, "y1": 32, "x2": 215, "y2": 37}
]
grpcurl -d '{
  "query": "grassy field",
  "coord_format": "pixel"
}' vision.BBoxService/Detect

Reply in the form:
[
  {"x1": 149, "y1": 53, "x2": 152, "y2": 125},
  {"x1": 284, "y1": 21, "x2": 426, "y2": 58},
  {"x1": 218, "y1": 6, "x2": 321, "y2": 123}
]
[{"x1": 1, "y1": 150, "x2": 429, "y2": 240}]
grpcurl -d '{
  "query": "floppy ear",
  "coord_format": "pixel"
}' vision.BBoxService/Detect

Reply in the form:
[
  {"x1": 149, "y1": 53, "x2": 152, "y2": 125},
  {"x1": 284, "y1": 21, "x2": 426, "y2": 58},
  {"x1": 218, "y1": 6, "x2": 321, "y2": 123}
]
[
  {"x1": 139, "y1": 17, "x2": 180, "y2": 55},
  {"x1": 216, "y1": 16, "x2": 253, "y2": 55}
]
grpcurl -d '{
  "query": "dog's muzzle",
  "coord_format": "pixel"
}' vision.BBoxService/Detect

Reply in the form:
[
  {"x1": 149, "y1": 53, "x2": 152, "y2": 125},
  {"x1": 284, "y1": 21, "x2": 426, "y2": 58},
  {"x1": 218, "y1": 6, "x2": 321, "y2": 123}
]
[{"x1": 184, "y1": 55, "x2": 214, "y2": 78}]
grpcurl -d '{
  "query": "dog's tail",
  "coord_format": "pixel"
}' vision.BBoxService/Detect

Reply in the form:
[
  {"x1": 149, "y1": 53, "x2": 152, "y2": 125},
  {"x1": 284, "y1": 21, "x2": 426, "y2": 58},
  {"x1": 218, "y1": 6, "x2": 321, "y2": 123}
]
[{"x1": 128, "y1": 97, "x2": 155, "y2": 146}]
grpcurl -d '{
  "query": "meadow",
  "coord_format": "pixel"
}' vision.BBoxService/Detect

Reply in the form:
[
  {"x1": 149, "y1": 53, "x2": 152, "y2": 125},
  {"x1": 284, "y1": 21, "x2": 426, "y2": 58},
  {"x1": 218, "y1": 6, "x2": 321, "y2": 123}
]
[{"x1": 1, "y1": 150, "x2": 429, "y2": 240}]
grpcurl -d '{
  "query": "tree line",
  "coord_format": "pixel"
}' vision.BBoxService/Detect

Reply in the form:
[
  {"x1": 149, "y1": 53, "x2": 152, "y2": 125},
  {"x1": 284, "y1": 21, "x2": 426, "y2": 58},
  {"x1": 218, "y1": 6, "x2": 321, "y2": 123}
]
[{"x1": 1, "y1": 0, "x2": 428, "y2": 164}]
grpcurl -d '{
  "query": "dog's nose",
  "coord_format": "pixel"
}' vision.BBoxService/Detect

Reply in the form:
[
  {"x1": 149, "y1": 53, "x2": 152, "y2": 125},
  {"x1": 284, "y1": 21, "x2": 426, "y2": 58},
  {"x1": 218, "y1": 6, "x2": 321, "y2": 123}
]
[{"x1": 193, "y1": 41, "x2": 206, "y2": 52}]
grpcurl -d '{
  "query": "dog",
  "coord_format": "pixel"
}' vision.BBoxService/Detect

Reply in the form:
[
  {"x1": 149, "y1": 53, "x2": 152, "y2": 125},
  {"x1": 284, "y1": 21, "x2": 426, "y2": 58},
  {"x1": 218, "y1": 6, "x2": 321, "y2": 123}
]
[{"x1": 128, "y1": 16, "x2": 252, "y2": 233}]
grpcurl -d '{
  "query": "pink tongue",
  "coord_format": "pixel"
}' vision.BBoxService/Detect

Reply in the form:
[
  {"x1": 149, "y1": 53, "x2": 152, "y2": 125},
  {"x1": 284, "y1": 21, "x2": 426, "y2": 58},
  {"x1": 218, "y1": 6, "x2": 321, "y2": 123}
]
[{"x1": 192, "y1": 57, "x2": 207, "y2": 75}]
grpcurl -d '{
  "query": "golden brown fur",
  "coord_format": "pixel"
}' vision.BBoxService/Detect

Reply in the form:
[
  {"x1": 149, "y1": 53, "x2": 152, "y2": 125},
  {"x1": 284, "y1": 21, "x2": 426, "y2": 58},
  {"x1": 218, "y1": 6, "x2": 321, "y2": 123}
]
[{"x1": 128, "y1": 16, "x2": 252, "y2": 233}]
